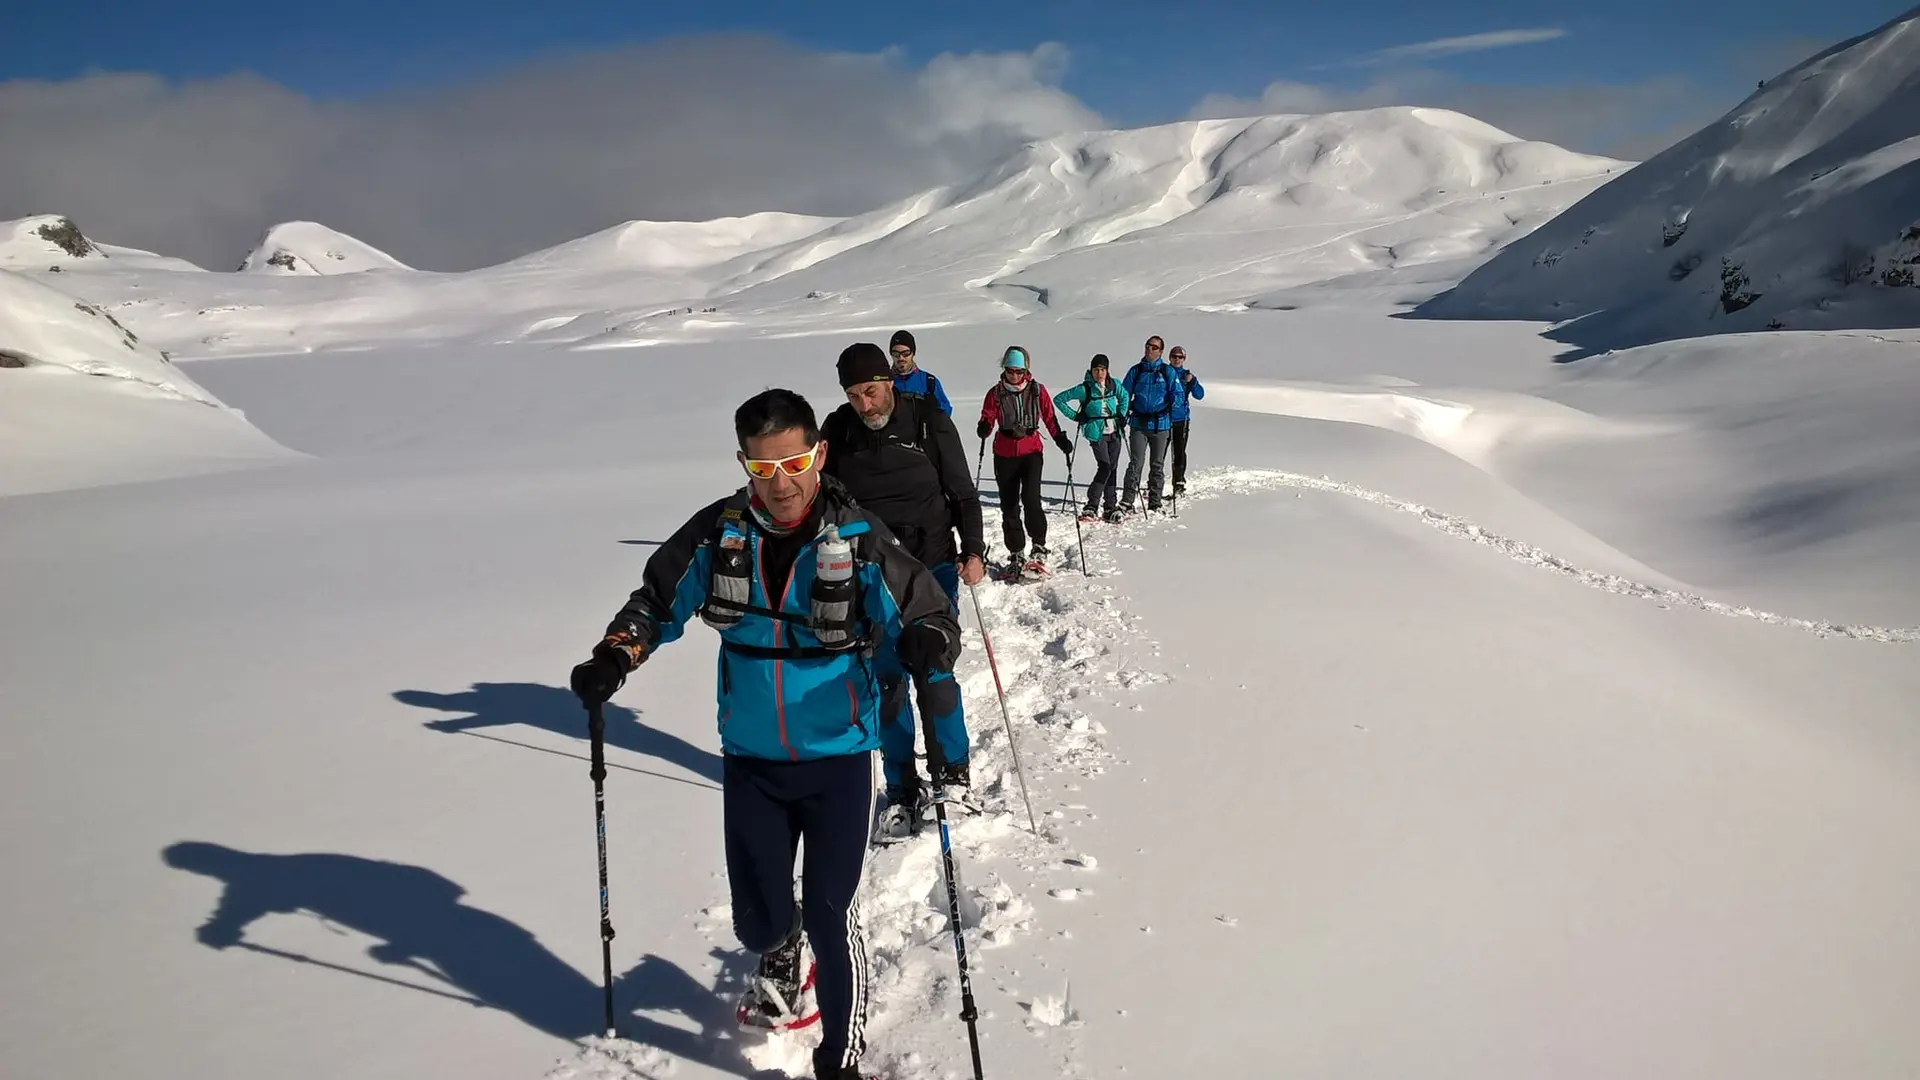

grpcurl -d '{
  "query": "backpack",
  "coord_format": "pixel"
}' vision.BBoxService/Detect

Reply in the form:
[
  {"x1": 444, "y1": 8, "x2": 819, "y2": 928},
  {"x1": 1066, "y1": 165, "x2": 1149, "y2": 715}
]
[
  {"x1": 1132, "y1": 364, "x2": 1177, "y2": 421},
  {"x1": 995, "y1": 380, "x2": 1039, "y2": 438}
]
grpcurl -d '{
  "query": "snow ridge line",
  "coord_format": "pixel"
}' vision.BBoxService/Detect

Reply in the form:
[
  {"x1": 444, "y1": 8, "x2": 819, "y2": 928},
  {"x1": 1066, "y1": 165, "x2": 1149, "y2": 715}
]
[{"x1": 1188, "y1": 467, "x2": 1920, "y2": 644}]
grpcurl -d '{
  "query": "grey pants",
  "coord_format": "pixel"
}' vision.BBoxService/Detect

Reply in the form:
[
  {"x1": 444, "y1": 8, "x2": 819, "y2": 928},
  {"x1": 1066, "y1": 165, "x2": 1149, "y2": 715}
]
[
  {"x1": 1122, "y1": 427, "x2": 1172, "y2": 509},
  {"x1": 1085, "y1": 433, "x2": 1122, "y2": 512}
]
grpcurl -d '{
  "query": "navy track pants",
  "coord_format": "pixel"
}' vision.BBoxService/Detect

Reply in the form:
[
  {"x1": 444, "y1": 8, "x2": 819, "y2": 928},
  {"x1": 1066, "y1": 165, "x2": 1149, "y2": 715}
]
[{"x1": 723, "y1": 750, "x2": 877, "y2": 1073}]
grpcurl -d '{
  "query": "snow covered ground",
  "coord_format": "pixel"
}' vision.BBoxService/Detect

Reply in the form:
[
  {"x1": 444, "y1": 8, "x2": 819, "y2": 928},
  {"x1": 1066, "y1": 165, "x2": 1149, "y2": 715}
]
[
  {"x1": 4, "y1": 311, "x2": 1918, "y2": 1080},
  {"x1": 0, "y1": 269, "x2": 296, "y2": 496}
]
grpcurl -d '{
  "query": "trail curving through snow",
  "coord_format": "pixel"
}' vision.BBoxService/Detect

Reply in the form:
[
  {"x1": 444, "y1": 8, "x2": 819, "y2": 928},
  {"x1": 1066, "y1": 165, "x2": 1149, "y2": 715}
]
[{"x1": 1184, "y1": 467, "x2": 1920, "y2": 644}]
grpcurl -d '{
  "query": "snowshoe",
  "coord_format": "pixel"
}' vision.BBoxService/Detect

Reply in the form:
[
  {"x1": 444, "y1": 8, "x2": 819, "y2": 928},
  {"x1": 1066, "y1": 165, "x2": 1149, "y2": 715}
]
[
  {"x1": 1022, "y1": 547, "x2": 1052, "y2": 579},
  {"x1": 1102, "y1": 508, "x2": 1123, "y2": 524},
  {"x1": 736, "y1": 936, "x2": 820, "y2": 1033},
  {"x1": 873, "y1": 783, "x2": 928, "y2": 844}
]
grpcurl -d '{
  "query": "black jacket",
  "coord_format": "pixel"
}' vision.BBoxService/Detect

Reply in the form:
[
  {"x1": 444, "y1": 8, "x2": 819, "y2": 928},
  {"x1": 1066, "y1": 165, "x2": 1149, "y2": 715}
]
[{"x1": 822, "y1": 392, "x2": 986, "y2": 569}]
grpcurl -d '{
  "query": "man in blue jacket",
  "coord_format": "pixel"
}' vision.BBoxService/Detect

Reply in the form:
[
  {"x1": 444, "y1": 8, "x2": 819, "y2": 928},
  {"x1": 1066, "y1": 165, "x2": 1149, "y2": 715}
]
[
  {"x1": 1168, "y1": 344, "x2": 1205, "y2": 496},
  {"x1": 569, "y1": 389, "x2": 962, "y2": 1080},
  {"x1": 1119, "y1": 334, "x2": 1179, "y2": 514},
  {"x1": 888, "y1": 330, "x2": 952, "y2": 415}
]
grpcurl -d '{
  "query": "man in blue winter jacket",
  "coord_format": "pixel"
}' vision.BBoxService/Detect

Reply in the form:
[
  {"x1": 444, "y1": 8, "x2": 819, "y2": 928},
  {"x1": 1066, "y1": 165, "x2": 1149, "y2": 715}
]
[
  {"x1": 1167, "y1": 344, "x2": 1205, "y2": 495},
  {"x1": 888, "y1": 330, "x2": 952, "y2": 415},
  {"x1": 1119, "y1": 334, "x2": 1180, "y2": 513},
  {"x1": 569, "y1": 388, "x2": 962, "y2": 1080}
]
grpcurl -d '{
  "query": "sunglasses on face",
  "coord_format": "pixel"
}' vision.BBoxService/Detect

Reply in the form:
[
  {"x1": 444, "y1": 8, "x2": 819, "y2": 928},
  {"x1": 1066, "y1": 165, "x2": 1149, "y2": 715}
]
[
  {"x1": 890, "y1": 348, "x2": 913, "y2": 358},
  {"x1": 1170, "y1": 353, "x2": 1185, "y2": 360},
  {"x1": 1146, "y1": 342, "x2": 1163, "y2": 351},
  {"x1": 739, "y1": 443, "x2": 821, "y2": 480}
]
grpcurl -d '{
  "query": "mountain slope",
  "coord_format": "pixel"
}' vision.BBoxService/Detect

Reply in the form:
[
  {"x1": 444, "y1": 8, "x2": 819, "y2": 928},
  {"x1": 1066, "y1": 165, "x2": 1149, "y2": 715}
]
[
  {"x1": 238, "y1": 221, "x2": 414, "y2": 275},
  {"x1": 1418, "y1": 7, "x2": 1920, "y2": 347},
  {"x1": 566, "y1": 106, "x2": 1627, "y2": 345},
  {"x1": 6, "y1": 107, "x2": 1625, "y2": 356},
  {"x1": 0, "y1": 270, "x2": 293, "y2": 495},
  {"x1": 0, "y1": 215, "x2": 205, "y2": 272}
]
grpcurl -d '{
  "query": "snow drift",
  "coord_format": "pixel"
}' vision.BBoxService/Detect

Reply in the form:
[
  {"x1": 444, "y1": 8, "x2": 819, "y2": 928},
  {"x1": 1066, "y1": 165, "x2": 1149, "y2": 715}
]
[
  {"x1": 0, "y1": 270, "x2": 295, "y2": 496},
  {"x1": 1418, "y1": 6, "x2": 1920, "y2": 347},
  {"x1": 237, "y1": 221, "x2": 413, "y2": 275}
]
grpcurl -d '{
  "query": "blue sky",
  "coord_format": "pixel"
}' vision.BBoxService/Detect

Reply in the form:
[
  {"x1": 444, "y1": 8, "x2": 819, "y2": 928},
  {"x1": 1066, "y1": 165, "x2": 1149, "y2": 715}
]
[
  {"x1": 1, "y1": 1, "x2": 1909, "y2": 269},
  {"x1": 3, "y1": 0, "x2": 1899, "y2": 122}
]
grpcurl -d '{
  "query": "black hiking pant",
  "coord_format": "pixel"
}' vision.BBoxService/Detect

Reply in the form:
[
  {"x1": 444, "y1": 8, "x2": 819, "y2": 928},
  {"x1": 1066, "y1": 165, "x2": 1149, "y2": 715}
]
[
  {"x1": 993, "y1": 451, "x2": 1047, "y2": 554},
  {"x1": 1172, "y1": 419, "x2": 1191, "y2": 489},
  {"x1": 724, "y1": 751, "x2": 876, "y2": 1075}
]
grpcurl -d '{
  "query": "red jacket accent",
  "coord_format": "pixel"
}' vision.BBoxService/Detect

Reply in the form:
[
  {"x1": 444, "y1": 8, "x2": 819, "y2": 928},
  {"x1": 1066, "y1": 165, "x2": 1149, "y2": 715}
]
[{"x1": 979, "y1": 379, "x2": 1065, "y2": 458}]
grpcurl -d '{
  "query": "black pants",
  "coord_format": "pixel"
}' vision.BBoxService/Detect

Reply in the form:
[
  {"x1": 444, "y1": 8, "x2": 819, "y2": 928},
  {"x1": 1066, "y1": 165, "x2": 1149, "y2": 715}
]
[
  {"x1": 724, "y1": 752, "x2": 876, "y2": 1074},
  {"x1": 993, "y1": 451, "x2": 1047, "y2": 554},
  {"x1": 1172, "y1": 419, "x2": 1191, "y2": 488}
]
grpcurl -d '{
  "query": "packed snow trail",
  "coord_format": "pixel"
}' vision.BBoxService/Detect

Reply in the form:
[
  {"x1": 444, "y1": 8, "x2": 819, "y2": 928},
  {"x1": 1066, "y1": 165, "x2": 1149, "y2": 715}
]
[{"x1": 546, "y1": 458, "x2": 1915, "y2": 1077}]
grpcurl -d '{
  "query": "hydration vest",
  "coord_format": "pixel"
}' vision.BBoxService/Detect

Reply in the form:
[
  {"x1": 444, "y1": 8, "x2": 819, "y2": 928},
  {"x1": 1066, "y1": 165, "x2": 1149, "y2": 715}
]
[{"x1": 697, "y1": 504, "x2": 869, "y2": 659}]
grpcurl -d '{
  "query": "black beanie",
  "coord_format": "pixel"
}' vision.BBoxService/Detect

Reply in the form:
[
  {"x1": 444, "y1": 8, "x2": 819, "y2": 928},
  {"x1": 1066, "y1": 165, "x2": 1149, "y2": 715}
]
[
  {"x1": 837, "y1": 342, "x2": 892, "y2": 389},
  {"x1": 889, "y1": 329, "x2": 916, "y2": 352},
  {"x1": 1090, "y1": 353, "x2": 1110, "y2": 370}
]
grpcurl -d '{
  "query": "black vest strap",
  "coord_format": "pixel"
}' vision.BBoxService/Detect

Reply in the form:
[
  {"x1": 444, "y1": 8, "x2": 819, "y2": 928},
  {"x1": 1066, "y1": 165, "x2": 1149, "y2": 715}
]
[
  {"x1": 723, "y1": 639, "x2": 872, "y2": 660},
  {"x1": 701, "y1": 595, "x2": 811, "y2": 625}
]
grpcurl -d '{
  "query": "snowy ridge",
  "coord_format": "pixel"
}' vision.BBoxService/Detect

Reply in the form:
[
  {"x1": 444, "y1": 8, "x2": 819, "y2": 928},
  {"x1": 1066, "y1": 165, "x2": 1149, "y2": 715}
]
[
  {"x1": 1, "y1": 106, "x2": 1626, "y2": 357},
  {"x1": 238, "y1": 221, "x2": 413, "y2": 275},
  {"x1": 1421, "y1": 7, "x2": 1920, "y2": 345},
  {"x1": 547, "y1": 459, "x2": 1914, "y2": 1078},
  {"x1": 0, "y1": 214, "x2": 204, "y2": 272}
]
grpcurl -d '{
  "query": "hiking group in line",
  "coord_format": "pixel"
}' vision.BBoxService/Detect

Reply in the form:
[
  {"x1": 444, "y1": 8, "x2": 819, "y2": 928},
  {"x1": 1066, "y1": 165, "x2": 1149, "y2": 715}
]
[{"x1": 568, "y1": 328, "x2": 1201, "y2": 1080}]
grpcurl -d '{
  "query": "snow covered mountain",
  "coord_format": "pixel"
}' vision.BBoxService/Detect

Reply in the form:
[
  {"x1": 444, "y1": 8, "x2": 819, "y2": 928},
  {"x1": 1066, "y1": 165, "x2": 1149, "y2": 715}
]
[
  {"x1": 0, "y1": 270, "x2": 293, "y2": 495},
  {"x1": 237, "y1": 221, "x2": 413, "y2": 275},
  {"x1": 0, "y1": 214, "x2": 204, "y2": 272},
  {"x1": 1419, "y1": 6, "x2": 1920, "y2": 347},
  {"x1": 2, "y1": 106, "x2": 1624, "y2": 356}
]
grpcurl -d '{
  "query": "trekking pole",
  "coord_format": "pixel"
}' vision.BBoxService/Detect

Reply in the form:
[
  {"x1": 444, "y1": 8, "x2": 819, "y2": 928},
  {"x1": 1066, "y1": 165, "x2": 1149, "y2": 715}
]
[
  {"x1": 585, "y1": 700, "x2": 617, "y2": 1037},
  {"x1": 916, "y1": 672, "x2": 988, "y2": 1080},
  {"x1": 965, "y1": 582, "x2": 1039, "y2": 834},
  {"x1": 1065, "y1": 426, "x2": 1081, "y2": 513},
  {"x1": 974, "y1": 436, "x2": 987, "y2": 490},
  {"x1": 1067, "y1": 429, "x2": 1088, "y2": 576}
]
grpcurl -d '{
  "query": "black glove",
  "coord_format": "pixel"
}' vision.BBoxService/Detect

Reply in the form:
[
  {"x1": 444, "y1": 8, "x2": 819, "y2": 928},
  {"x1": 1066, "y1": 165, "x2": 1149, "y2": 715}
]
[
  {"x1": 1053, "y1": 431, "x2": 1073, "y2": 457},
  {"x1": 898, "y1": 622, "x2": 951, "y2": 676},
  {"x1": 977, "y1": 420, "x2": 993, "y2": 440},
  {"x1": 570, "y1": 639, "x2": 634, "y2": 705}
]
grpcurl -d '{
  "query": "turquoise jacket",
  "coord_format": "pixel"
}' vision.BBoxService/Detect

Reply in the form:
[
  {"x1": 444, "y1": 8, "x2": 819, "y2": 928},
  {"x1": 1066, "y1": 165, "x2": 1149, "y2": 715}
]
[{"x1": 1053, "y1": 371, "x2": 1130, "y2": 442}]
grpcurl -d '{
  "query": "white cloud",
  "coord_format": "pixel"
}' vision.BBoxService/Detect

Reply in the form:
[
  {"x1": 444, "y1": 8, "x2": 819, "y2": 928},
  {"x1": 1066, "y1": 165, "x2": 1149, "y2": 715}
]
[
  {"x1": 0, "y1": 37, "x2": 1102, "y2": 271},
  {"x1": 1363, "y1": 27, "x2": 1569, "y2": 64}
]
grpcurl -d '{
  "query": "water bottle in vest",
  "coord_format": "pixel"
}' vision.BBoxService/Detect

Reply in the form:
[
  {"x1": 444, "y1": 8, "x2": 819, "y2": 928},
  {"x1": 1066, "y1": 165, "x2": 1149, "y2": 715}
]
[{"x1": 812, "y1": 524, "x2": 857, "y2": 648}]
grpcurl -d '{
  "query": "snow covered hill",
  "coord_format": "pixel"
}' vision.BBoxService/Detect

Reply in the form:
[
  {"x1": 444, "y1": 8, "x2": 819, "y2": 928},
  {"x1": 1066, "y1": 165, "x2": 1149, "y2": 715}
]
[
  {"x1": 0, "y1": 270, "x2": 295, "y2": 496},
  {"x1": 3, "y1": 107, "x2": 1624, "y2": 356},
  {"x1": 237, "y1": 221, "x2": 414, "y2": 274},
  {"x1": 1419, "y1": 6, "x2": 1920, "y2": 347},
  {"x1": 0, "y1": 214, "x2": 204, "y2": 272}
]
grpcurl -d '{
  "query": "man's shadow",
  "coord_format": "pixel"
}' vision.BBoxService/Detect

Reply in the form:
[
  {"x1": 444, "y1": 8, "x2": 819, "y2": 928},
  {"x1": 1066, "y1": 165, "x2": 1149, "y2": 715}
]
[
  {"x1": 162, "y1": 841, "x2": 781, "y2": 1077},
  {"x1": 395, "y1": 682, "x2": 721, "y2": 786}
]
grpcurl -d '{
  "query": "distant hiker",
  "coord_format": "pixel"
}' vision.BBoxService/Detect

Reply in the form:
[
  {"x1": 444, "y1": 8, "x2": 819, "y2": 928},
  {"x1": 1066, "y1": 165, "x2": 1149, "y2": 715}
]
[
  {"x1": 1119, "y1": 334, "x2": 1177, "y2": 513},
  {"x1": 1167, "y1": 344, "x2": 1205, "y2": 496},
  {"x1": 569, "y1": 388, "x2": 962, "y2": 1080},
  {"x1": 977, "y1": 345, "x2": 1072, "y2": 577},
  {"x1": 823, "y1": 341, "x2": 986, "y2": 831},
  {"x1": 888, "y1": 330, "x2": 952, "y2": 416},
  {"x1": 1053, "y1": 353, "x2": 1129, "y2": 523}
]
